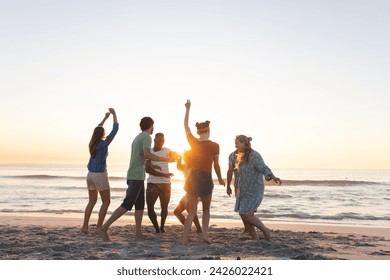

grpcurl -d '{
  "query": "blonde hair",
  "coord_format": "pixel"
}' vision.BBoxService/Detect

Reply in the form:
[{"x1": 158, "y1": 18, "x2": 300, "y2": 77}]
[{"x1": 234, "y1": 135, "x2": 252, "y2": 169}]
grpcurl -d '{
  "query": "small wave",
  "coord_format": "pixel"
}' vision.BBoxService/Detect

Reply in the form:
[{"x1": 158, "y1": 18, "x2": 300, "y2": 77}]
[
  {"x1": 0, "y1": 209, "x2": 84, "y2": 214},
  {"x1": 1, "y1": 174, "x2": 128, "y2": 180},
  {"x1": 259, "y1": 212, "x2": 390, "y2": 222},
  {"x1": 272, "y1": 180, "x2": 383, "y2": 187},
  {"x1": 265, "y1": 193, "x2": 293, "y2": 199},
  {"x1": 2, "y1": 175, "x2": 386, "y2": 187},
  {"x1": 2, "y1": 175, "x2": 85, "y2": 180}
]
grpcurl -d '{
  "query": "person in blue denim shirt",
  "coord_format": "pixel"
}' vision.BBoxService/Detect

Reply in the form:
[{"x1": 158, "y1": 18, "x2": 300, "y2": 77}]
[{"x1": 82, "y1": 108, "x2": 118, "y2": 234}]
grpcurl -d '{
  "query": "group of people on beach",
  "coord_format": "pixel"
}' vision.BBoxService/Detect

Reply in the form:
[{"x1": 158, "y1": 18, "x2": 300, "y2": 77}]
[{"x1": 82, "y1": 100, "x2": 282, "y2": 244}]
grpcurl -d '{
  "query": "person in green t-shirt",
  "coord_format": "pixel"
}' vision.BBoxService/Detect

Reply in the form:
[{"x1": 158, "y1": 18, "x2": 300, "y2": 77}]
[{"x1": 98, "y1": 116, "x2": 177, "y2": 241}]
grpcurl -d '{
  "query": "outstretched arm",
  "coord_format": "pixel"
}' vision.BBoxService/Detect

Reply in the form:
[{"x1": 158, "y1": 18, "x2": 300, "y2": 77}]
[
  {"x1": 269, "y1": 174, "x2": 282, "y2": 185},
  {"x1": 145, "y1": 161, "x2": 173, "y2": 178},
  {"x1": 143, "y1": 148, "x2": 177, "y2": 162}
]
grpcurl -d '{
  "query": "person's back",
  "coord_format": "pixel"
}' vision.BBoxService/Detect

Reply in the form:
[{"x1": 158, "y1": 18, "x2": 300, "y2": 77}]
[
  {"x1": 182, "y1": 100, "x2": 225, "y2": 244},
  {"x1": 127, "y1": 131, "x2": 152, "y2": 180},
  {"x1": 186, "y1": 133, "x2": 219, "y2": 172},
  {"x1": 82, "y1": 108, "x2": 118, "y2": 234}
]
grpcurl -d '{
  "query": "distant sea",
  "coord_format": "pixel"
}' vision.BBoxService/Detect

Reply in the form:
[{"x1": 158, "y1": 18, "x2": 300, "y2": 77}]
[{"x1": 0, "y1": 165, "x2": 389, "y2": 228}]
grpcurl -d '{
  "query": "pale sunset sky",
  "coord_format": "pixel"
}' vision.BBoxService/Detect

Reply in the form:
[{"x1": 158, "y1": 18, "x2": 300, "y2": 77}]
[{"x1": 1, "y1": 0, "x2": 389, "y2": 170}]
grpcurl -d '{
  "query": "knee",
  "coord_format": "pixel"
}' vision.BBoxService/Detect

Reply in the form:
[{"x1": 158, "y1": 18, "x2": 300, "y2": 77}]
[
  {"x1": 147, "y1": 205, "x2": 155, "y2": 212},
  {"x1": 102, "y1": 199, "x2": 110, "y2": 207},
  {"x1": 173, "y1": 208, "x2": 180, "y2": 216},
  {"x1": 240, "y1": 214, "x2": 251, "y2": 221},
  {"x1": 88, "y1": 198, "x2": 98, "y2": 206}
]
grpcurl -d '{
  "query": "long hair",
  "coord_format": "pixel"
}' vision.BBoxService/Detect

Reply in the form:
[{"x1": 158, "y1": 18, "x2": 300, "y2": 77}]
[
  {"x1": 89, "y1": 126, "x2": 105, "y2": 158},
  {"x1": 234, "y1": 135, "x2": 252, "y2": 169}
]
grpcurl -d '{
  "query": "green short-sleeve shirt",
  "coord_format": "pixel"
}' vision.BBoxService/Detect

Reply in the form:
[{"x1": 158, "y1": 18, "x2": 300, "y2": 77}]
[{"x1": 127, "y1": 132, "x2": 152, "y2": 180}]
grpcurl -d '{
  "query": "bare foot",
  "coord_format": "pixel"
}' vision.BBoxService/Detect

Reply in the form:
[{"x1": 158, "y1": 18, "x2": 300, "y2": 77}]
[
  {"x1": 135, "y1": 234, "x2": 145, "y2": 241},
  {"x1": 263, "y1": 228, "x2": 271, "y2": 241},
  {"x1": 247, "y1": 227, "x2": 258, "y2": 240},
  {"x1": 96, "y1": 228, "x2": 110, "y2": 241},
  {"x1": 81, "y1": 227, "x2": 89, "y2": 234},
  {"x1": 93, "y1": 227, "x2": 102, "y2": 235},
  {"x1": 180, "y1": 238, "x2": 188, "y2": 245},
  {"x1": 202, "y1": 237, "x2": 212, "y2": 244},
  {"x1": 249, "y1": 231, "x2": 258, "y2": 240}
]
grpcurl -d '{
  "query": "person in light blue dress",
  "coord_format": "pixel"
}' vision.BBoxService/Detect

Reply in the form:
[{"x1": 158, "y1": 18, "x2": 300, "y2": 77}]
[{"x1": 232, "y1": 135, "x2": 282, "y2": 240}]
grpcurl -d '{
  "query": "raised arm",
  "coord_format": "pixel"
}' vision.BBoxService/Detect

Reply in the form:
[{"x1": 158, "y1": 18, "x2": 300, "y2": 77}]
[
  {"x1": 184, "y1": 100, "x2": 191, "y2": 134},
  {"x1": 99, "y1": 112, "x2": 110, "y2": 127},
  {"x1": 108, "y1": 108, "x2": 118, "y2": 124},
  {"x1": 101, "y1": 108, "x2": 119, "y2": 147}
]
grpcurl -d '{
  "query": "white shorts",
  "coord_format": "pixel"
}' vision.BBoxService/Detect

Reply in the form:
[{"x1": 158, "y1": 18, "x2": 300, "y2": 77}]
[{"x1": 86, "y1": 171, "x2": 110, "y2": 192}]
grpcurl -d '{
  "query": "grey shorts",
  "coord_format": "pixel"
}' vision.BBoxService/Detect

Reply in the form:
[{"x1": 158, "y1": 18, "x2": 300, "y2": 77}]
[{"x1": 186, "y1": 170, "x2": 214, "y2": 197}]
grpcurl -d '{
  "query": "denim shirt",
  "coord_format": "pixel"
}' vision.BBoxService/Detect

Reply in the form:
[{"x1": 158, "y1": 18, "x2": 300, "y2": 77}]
[{"x1": 87, "y1": 123, "x2": 119, "y2": 173}]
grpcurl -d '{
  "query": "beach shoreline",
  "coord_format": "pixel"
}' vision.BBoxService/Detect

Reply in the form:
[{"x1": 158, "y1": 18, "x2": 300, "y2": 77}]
[{"x1": 1, "y1": 214, "x2": 389, "y2": 260}]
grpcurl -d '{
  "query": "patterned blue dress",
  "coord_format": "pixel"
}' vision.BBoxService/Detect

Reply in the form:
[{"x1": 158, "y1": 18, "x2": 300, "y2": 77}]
[{"x1": 234, "y1": 150, "x2": 273, "y2": 214}]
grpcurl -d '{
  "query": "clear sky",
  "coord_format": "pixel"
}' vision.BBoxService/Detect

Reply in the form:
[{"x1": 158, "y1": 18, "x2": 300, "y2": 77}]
[{"x1": 1, "y1": 0, "x2": 389, "y2": 169}]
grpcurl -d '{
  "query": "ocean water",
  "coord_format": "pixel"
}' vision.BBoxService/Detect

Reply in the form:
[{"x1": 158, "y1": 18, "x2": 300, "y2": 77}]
[{"x1": 0, "y1": 165, "x2": 389, "y2": 228}]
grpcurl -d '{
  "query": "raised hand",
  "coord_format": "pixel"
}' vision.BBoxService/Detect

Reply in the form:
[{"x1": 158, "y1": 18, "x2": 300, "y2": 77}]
[{"x1": 185, "y1": 99, "x2": 191, "y2": 109}]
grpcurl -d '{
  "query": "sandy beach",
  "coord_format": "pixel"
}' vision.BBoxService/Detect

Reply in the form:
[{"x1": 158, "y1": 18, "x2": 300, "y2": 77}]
[{"x1": 1, "y1": 214, "x2": 389, "y2": 260}]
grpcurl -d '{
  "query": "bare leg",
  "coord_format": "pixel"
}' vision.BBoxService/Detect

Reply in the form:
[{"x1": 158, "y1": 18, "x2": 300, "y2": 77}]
[
  {"x1": 193, "y1": 214, "x2": 202, "y2": 233},
  {"x1": 174, "y1": 202, "x2": 186, "y2": 225},
  {"x1": 98, "y1": 206, "x2": 127, "y2": 241},
  {"x1": 175, "y1": 201, "x2": 202, "y2": 233},
  {"x1": 181, "y1": 194, "x2": 198, "y2": 244},
  {"x1": 82, "y1": 190, "x2": 98, "y2": 234},
  {"x1": 146, "y1": 187, "x2": 160, "y2": 233},
  {"x1": 134, "y1": 210, "x2": 144, "y2": 240},
  {"x1": 159, "y1": 187, "x2": 171, "y2": 233},
  {"x1": 239, "y1": 217, "x2": 255, "y2": 238},
  {"x1": 200, "y1": 194, "x2": 212, "y2": 244},
  {"x1": 240, "y1": 213, "x2": 270, "y2": 240},
  {"x1": 96, "y1": 189, "x2": 110, "y2": 229},
  {"x1": 245, "y1": 223, "x2": 258, "y2": 240}
]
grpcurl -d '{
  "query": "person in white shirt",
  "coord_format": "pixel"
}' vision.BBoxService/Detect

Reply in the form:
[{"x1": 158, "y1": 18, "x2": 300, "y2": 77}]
[{"x1": 145, "y1": 133, "x2": 178, "y2": 233}]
